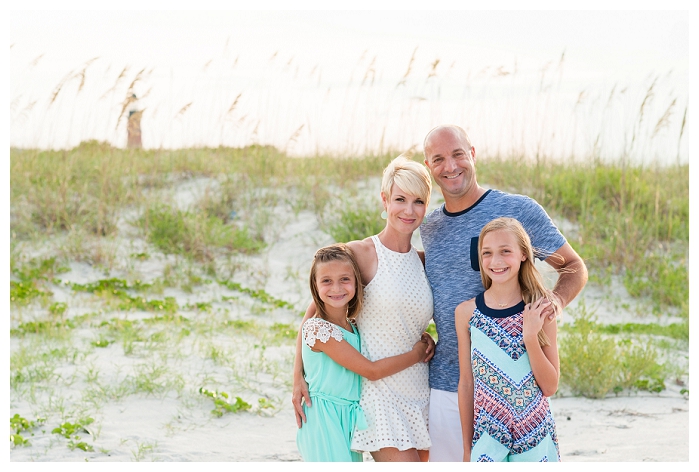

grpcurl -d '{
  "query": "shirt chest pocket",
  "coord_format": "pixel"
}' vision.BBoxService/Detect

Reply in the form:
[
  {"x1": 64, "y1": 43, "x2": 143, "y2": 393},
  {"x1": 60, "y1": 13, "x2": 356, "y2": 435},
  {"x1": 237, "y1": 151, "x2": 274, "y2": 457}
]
[{"x1": 470, "y1": 236, "x2": 480, "y2": 272}]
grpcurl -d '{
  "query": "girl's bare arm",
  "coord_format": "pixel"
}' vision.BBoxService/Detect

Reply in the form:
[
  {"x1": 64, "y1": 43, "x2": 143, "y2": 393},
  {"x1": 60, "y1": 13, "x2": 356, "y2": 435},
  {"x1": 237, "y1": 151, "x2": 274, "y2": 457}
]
[
  {"x1": 522, "y1": 298, "x2": 560, "y2": 397},
  {"x1": 455, "y1": 299, "x2": 475, "y2": 462},
  {"x1": 313, "y1": 331, "x2": 428, "y2": 381}
]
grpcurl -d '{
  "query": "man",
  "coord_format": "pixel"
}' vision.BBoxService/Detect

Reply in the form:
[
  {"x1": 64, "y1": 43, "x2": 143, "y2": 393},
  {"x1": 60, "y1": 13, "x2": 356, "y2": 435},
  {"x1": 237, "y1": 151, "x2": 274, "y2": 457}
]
[{"x1": 420, "y1": 124, "x2": 588, "y2": 461}]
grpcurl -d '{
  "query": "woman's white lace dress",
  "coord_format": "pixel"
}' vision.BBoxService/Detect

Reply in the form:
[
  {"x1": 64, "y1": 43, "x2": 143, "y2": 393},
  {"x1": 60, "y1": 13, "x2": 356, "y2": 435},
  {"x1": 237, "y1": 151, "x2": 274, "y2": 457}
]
[{"x1": 350, "y1": 235, "x2": 433, "y2": 452}]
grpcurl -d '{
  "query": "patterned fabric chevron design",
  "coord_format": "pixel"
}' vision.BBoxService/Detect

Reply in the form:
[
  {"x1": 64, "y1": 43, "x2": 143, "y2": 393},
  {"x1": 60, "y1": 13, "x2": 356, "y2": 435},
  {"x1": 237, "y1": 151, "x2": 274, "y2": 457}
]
[{"x1": 469, "y1": 293, "x2": 560, "y2": 462}]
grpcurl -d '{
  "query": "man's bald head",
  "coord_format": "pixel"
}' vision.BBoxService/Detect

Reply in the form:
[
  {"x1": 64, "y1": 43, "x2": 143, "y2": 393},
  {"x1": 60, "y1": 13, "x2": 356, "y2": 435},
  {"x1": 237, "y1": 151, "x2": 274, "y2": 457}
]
[{"x1": 423, "y1": 125, "x2": 473, "y2": 159}]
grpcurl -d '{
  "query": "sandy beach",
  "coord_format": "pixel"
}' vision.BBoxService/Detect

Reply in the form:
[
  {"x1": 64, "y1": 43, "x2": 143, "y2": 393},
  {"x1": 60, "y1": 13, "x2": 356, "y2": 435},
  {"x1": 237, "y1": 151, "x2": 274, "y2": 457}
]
[
  {"x1": 8, "y1": 376, "x2": 691, "y2": 462},
  {"x1": 8, "y1": 178, "x2": 691, "y2": 464}
]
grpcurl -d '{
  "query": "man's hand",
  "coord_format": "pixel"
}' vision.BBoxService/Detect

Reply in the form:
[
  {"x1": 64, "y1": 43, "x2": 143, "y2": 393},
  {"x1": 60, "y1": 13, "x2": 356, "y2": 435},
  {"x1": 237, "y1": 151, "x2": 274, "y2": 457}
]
[
  {"x1": 522, "y1": 298, "x2": 552, "y2": 341},
  {"x1": 542, "y1": 291, "x2": 562, "y2": 322}
]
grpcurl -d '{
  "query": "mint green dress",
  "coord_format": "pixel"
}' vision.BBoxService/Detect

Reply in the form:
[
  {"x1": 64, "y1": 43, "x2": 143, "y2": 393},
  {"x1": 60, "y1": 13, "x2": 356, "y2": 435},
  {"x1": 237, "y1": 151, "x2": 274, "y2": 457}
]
[{"x1": 296, "y1": 318, "x2": 367, "y2": 462}]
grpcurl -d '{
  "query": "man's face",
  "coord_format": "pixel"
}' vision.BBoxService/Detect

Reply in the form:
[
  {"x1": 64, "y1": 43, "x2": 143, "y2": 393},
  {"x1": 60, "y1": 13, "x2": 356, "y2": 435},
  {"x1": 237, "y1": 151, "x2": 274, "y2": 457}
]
[{"x1": 423, "y1": 129, "x2": 476, "y2": 201}]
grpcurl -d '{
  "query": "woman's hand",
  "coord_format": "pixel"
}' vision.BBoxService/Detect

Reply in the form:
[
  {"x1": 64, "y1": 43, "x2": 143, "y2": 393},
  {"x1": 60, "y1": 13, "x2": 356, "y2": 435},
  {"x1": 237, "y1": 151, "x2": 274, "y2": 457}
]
[
  {"x1": 293, "y1": 302, "x2": 316, "y2": 428},
  {"x1": 421, "y1": 331, "x2": 436, "y2": 362},
  {"x1": 292, "y1": 376, "x2": 310, "y2": 428}
]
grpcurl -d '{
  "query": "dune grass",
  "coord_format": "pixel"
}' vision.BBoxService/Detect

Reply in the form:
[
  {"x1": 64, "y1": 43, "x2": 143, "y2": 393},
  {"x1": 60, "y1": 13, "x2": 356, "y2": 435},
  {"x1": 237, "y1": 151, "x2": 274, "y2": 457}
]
[
  {"x1": 11, "y1": 143, "x2": 688, "y2": 321},
  {"x1": 558, "y1": 302, "x2": 678, "y2": 399},
  {"x1": 12, "y1": 144, "x2": 687, "y2": 309},
  {"x1": 478, "y1": 158, "x2": 689, "y2": 318}
]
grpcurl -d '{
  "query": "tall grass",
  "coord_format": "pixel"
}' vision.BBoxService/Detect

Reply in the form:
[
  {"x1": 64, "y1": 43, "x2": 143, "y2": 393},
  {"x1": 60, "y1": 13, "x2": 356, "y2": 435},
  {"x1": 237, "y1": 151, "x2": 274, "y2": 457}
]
[
  {"x1": 10, "y1": 143, "x2": 391, "y2": 240},
  {"x1": 10, "y1": 141, "x2": 134, "y2": 237},
  {"x1": 138, "y1": 203, "x2": 265, "y2": 261},
  {"x1": 478, "y1": 158, "x2": 689, "y2": 316},
  {"x1": 323, "y1": 200, "x2": 385, "y2": 243},
  {"x1": 11, "y1": 43, "x2": 687, "y2": 164},
  {"x1": 11, "y1": 143, "x2": 688, "y2": 318},
  {"x1": 559, "y1": 303, "x2": 672, "y2": 398}
]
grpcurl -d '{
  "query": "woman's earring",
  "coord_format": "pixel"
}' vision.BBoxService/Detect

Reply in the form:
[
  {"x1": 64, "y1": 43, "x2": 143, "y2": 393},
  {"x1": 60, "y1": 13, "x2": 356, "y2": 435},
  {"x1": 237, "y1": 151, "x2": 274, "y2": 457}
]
[{"x1": 380, "y1": 210, "x2": 388, "y2": 220}]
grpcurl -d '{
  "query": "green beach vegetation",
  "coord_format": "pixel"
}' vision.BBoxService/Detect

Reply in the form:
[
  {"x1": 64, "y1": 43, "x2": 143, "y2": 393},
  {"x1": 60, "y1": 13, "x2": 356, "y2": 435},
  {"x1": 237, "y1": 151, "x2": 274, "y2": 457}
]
[{"x1": 11, "y1": 145, "x2": 688, "y2": 403}]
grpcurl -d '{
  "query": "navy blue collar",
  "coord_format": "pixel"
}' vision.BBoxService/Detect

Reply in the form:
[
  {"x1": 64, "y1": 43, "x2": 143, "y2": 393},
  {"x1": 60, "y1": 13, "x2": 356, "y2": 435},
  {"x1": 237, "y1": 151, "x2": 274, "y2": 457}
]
[
  {"x1": 476, "y1": 292, "x2": 525, "y2": 318},
  {"x1": 443, "y1": 189, "x2": 492, "y2": 217}
]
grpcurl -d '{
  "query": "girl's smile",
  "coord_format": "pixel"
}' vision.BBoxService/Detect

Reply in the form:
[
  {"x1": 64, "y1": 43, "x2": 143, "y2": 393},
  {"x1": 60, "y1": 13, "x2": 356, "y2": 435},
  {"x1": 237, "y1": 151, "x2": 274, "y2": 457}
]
[{"x1": 480, "y1": 229, "x2": 526, "y2": 283}]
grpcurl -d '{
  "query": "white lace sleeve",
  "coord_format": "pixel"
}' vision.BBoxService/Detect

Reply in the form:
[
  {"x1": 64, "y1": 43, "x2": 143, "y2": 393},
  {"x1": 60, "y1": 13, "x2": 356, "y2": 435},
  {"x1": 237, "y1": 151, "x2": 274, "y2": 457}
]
[{"x1": 302, "y1": 318, "x2": 344, "y2": 347}]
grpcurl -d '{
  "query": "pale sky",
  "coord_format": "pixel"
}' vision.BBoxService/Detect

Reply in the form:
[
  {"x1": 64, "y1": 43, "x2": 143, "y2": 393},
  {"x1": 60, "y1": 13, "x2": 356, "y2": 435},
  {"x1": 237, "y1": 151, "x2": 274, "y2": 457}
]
[
  {"x1": 8, "y1": 5, "x2": 692, "y2": 160},
  {"x1": 11, "y1": 8, "x2": 689, "y2": 82}
]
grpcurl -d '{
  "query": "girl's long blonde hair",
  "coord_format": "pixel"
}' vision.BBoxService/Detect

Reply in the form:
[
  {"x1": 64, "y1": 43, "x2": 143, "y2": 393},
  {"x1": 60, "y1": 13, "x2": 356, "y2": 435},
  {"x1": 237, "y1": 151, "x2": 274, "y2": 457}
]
[
  {"x1": 309, "y1": 243, "x2": 364, "y2": 321},
  {"x1": 478, "y1": 217, "x2": 559, "y2": 346}
]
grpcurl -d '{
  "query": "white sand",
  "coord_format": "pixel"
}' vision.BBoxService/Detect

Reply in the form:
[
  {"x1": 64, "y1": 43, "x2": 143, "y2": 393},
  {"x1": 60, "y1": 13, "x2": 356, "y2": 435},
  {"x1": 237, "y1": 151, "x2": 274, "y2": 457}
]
[{"x1": 8, "y1": 392, "x2": 690, "y2": 462}]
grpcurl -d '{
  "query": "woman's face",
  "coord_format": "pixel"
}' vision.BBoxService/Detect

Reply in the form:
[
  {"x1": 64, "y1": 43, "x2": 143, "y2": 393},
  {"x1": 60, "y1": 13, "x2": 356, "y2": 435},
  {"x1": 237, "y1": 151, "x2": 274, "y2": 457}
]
[{"x1": 382, "y1": 183, "x2": 427, "y2": 235}]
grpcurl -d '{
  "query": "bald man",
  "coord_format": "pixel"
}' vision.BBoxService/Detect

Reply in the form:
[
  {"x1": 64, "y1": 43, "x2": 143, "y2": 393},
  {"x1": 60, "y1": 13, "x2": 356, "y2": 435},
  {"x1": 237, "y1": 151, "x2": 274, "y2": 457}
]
[{"x1": 420, "y1": 125, "x2": 588, "y2": 461}]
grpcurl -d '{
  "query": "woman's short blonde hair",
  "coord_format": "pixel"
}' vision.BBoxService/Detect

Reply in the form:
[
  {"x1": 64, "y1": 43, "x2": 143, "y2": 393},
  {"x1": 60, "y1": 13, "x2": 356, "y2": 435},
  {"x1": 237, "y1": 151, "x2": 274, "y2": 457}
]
[{"x1": 380, "y1": 154, "x2": 432, "y2": 205}]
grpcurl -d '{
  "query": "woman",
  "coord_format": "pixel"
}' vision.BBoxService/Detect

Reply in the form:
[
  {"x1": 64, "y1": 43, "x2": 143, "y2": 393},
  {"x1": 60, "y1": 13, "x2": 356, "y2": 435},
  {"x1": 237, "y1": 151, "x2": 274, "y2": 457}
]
[{"x1": 293, "y1": 154, "x2": 434, "y2": 461}]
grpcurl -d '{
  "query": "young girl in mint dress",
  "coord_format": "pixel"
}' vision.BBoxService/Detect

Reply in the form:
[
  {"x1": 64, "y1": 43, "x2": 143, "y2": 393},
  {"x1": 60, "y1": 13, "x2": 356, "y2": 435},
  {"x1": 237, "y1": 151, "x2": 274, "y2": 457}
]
[{"x1": 297, "y1": 244, "x2": 429, "y2": 462}]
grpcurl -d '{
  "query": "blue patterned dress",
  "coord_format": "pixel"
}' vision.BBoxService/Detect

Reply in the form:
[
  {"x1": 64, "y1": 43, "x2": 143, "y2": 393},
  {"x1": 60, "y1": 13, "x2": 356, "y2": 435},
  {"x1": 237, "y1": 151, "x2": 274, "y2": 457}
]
[{"x1": 469, "y1": 292, "x2": 560, "y2": 462}]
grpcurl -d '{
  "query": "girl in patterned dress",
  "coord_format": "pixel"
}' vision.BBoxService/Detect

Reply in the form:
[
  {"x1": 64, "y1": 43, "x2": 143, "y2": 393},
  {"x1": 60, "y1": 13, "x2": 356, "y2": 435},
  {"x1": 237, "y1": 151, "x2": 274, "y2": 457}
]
[
  {"x1": 297, "y1": 244, "x2": 429, "y2": 462},
  {"x1": 455, "y1": 217, "x2": 561, "y2": 462}
]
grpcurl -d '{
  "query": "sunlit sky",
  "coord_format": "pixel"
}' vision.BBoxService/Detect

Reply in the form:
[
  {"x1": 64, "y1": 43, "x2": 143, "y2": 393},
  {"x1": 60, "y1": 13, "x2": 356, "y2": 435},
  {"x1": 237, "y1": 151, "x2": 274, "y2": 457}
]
[
  {"x1": 11, "y1": 7, "x2": 688, "y2": 84},
  {"x1": 10, "y1": 6, "x2": 689, "y2": 74},
  {"x1": 8, "y1": 4, "x2": 692, "y2": 161}
]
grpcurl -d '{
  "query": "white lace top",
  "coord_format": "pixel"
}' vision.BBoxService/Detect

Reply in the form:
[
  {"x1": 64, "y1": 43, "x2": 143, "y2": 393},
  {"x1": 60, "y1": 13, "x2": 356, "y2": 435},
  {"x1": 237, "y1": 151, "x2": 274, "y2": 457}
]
[{"x1": 302, "y1": 317, "x2": 345, "y2": 347}]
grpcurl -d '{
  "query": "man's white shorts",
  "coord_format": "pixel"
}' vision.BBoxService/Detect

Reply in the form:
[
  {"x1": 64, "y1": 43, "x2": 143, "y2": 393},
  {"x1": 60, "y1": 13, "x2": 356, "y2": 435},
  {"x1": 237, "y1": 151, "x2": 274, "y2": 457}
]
[{"x1": 428, "y1": 388, "x2": 464, "y2": 462}]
